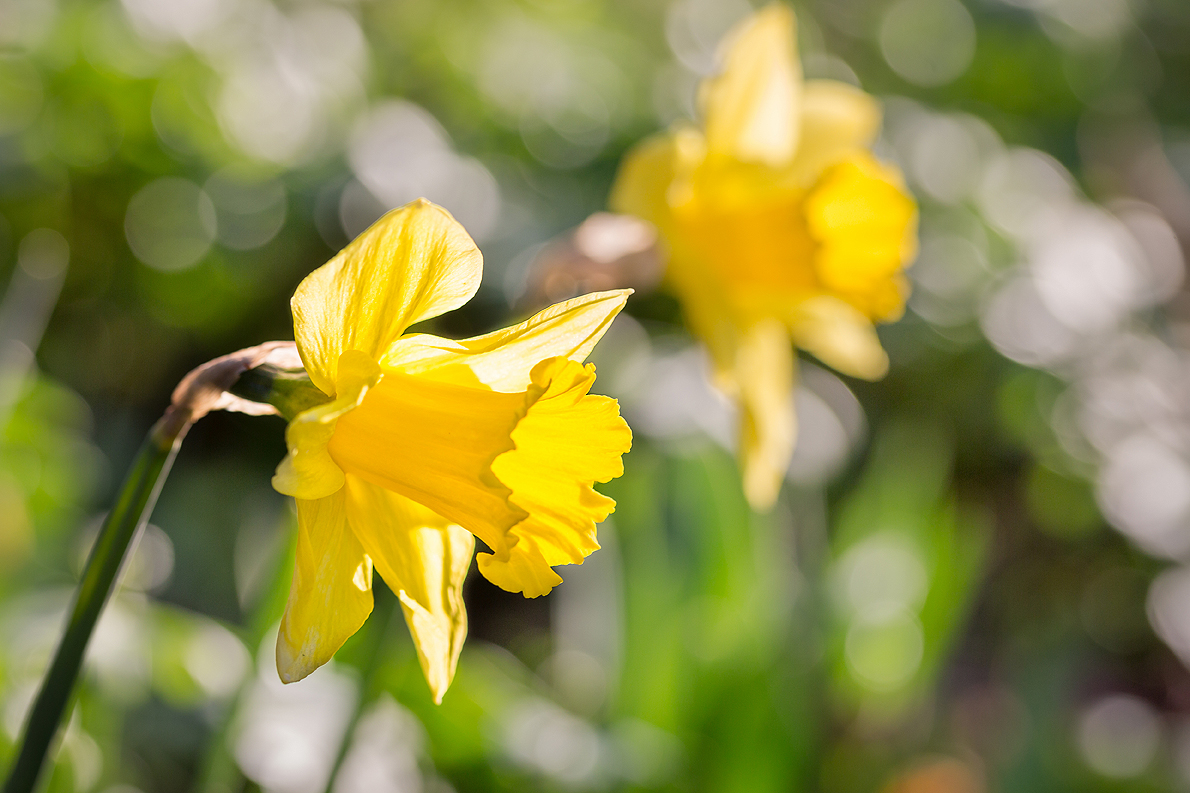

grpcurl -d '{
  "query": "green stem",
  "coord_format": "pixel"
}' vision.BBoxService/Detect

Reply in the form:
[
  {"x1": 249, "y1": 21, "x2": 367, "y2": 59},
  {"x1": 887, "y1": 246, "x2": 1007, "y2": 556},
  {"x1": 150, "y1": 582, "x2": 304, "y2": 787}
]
[
  {"x1": 3, "y1": 418, "x2": 185, "y2": 793},
  {"x1": 3, "y1": 357, "x2": 322, "y2": 793},
  {"x1": 794, "y1": 487, "x2": 831, "y2": 790}
]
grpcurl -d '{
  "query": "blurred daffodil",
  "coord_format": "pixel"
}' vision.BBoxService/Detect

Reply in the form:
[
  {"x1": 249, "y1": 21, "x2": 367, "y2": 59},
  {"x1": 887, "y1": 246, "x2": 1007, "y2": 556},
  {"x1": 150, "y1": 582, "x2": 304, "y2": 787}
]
[
  {"x1": 610, "y1": 4, "x2": 916, "y2": 510},
  {"x1": 271, "y1": 199, "x2": 632, "y2": 701}
]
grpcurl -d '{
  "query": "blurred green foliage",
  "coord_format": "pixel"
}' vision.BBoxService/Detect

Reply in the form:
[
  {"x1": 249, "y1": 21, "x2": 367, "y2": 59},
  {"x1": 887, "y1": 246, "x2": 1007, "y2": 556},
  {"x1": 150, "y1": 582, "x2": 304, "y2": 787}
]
[{"x1": 3, "y1": 0, "x2": 1190, "y2": 791}]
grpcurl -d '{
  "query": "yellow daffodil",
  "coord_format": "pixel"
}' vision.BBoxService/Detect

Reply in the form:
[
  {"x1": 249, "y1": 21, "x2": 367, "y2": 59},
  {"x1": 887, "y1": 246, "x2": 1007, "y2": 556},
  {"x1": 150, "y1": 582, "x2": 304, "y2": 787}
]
[
  {"x1": 610, "y1": 4, "x2": 916, "y2": 510},
  {"x1": 270, "y1": 199, "x2": 632, "y2": 702}
]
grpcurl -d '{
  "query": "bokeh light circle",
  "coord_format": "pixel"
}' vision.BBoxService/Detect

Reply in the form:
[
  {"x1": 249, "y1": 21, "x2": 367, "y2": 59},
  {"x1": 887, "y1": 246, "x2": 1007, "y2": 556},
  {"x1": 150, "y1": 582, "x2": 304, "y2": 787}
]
[
  {"x1": 879, "y1": 0, "x2": 976, "y2": 87},
  {"x1": 125, "y1": 177, "x2": 217, "y2": 272},
  {"x1": 1078, "y1": 695, "x2": 1161, "y2": 778},
  {"x1": 844, "y1": 607, "x2": 925, "y2": 691}
]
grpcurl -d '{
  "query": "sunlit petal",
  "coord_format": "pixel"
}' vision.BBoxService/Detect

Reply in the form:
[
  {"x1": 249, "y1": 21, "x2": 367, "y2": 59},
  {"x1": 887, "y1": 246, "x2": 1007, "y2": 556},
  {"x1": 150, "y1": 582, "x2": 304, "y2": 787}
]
[
  {"x1": 806, "y1": 155, "x2": 918, "y2": 318},
  {"x1": 344, "y1": 477, "x2": 473, "y2": 703},
  {"x1": 666, "y1": 248, "x2": 741, "y2": 379},
  {"x1": 672, "y1": 173, "x2": 816, "y2": 306},
  {"x1": 327, "y1": 368, "x2": 528, "y2": 559},
  {"x1": 382, "y1": 289, "x2": 632, "y2": 391},
  {"x1": 327, "y1": 355, "x2": 629, "y2": 599},
  {"x1": 789, "y1": 80, "x2": 882, "y2": 184},
  {"x1": 292, "y1": 200, "x2": 482, "y2": 395},
  {"x1": 701, "y1": 3, "x2": 801, "y2": 167},
  {"x1": 735, "y1": 320, "x2": 795, "y2": 511},
  {"x1": 789, "y1": 295, "x2": 889, "y2": 380},
  {"x1": 277, "y1": 489, "x2": 374, "y2": 683},
  {"x1": 272, "y1": 351, "x2": 381, "y2": 500},
  {"x1": 482, "y1": 358, "x2": 632, "y2": 597},
  {"x1": 609, "y1": 130, "x2": 704, "y2": 232}
]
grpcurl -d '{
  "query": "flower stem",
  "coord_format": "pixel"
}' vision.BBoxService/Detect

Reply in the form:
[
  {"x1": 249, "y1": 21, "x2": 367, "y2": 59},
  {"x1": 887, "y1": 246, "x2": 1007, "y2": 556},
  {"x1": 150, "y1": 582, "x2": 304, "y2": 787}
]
[{"x1": 2, "y1": 418, "x2": 185, "y2": 793}]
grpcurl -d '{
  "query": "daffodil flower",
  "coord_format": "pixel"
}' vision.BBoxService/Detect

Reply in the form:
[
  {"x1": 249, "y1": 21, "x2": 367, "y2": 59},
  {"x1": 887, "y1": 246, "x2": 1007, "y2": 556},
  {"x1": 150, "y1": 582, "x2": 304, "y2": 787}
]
[
  {"x1": 270, "y1": 199, "x2": 631, "y2": 701},
  {"x1": 610, "y1": 4, "x2": 916, "y2": 510}
]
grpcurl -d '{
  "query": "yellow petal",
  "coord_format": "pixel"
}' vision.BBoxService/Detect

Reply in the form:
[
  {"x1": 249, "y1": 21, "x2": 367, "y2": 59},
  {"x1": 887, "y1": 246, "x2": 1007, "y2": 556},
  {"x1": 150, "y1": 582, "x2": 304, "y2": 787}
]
[
  {"x1": 272, "y1": 351, "x2": 381, "y2": 500},
  {"x1": 863, "y1": 274, "x2": 912, "y2": 323},
  {"x1": 805, "y1": 155, "x2": 918, "y2": 318},
  {"x1": 382, "y1": 289, "x2": 632, "y2": 391},
  {"x1": 609, "y1": 130, "x2": 704, "y2": 231},
  {"x1": 482, "y1": 357, "x2": 632, "y2": 597},
  {"x1": 734, "y1": 319, "x2": 795, "y2": 511},
  {"x1": 326, "y1": 355, "x2": 630, "y2": 600},
  {"x1": 292, "y1": 199, "x2": 482, "y2": 395},
  {"x1": 327, "y1": 368, "x2": 528, "y2": 560},
  {"x1": 789, "y1": 295, "x2": 889, "y2": 380},
  {"x1": 789, "y1": 80, "x2": 882, "y2": 184},
  {"x1": 344, "y1": 477, "x2": 473, "y2": 703},
  {"x1": 662, "y1": 162, "x2": 814, "y2": 376},
  {"x1": 671, "y1": 174, "x2": 816, "y2": 304},
  {"x1": 277, "y1": 489, "x2": 374, "y2": 683},
  {"x1": 701, "y1": 4, "x2": 801, "y2": 167}
]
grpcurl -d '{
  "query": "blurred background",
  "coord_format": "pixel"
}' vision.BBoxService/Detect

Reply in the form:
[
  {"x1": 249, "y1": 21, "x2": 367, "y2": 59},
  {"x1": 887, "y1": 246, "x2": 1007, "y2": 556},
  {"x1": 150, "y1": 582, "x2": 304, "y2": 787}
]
[{"x1": 2, "y1": 0, "x2": 1190, "y2": 791}]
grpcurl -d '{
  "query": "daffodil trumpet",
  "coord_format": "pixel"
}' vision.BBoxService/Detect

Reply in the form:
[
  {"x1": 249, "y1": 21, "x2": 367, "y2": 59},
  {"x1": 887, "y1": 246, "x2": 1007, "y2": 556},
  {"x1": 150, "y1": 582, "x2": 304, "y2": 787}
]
[
  {"x1": 257, "y1": 198, "x2": 632, "y2": 702},
  {"x1": 610, "y1": 3, "x2": 917, "y2": 510}
]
